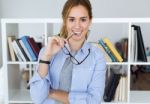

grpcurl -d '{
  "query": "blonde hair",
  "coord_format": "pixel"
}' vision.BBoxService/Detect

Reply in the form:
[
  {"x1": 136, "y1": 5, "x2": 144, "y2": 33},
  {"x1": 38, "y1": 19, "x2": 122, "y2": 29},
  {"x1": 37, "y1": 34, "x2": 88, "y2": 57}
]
[{"x1": 60, "y1": 0, "x2": 93, "y2": 38}]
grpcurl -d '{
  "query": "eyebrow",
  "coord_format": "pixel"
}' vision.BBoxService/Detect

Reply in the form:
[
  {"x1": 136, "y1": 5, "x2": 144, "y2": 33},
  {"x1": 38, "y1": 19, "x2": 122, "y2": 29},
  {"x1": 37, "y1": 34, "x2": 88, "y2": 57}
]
[{"x1": 68, "y1": 16, "x2": 88, "y2": 19}]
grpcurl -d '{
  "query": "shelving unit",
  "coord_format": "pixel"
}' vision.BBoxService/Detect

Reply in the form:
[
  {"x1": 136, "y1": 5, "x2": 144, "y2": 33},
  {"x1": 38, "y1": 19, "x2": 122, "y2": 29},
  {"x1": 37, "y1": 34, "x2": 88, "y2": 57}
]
[
  {"x1": 130, "y1": 91, "x2": 150, "y2": 103},
  {"x1": 1, "y1": 18, "x2": 150, "y2": 104}
]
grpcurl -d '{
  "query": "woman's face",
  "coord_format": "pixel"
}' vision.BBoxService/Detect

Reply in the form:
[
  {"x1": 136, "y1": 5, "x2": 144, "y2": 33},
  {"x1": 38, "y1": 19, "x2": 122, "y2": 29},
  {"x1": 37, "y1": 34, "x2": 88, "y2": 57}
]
[{"x1": 66, "y1": 5, "x2": 91, "y2": 42}]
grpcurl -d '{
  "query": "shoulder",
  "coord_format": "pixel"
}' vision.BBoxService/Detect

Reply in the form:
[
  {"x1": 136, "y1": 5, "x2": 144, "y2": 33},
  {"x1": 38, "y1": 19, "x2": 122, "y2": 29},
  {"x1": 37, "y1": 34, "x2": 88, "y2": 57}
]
[
  {"x1": 88, "y1": 42, "x2": 106, "y2": 71},
  {"x1": 89, "y1": 42, "x2": 105, "y2": 60}
]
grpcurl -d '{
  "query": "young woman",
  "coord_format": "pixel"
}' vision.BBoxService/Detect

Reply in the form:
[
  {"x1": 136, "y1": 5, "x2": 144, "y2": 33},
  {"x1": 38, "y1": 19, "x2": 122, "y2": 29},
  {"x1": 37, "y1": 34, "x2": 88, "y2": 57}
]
[{"x1": 29, "y1": 0, "x2": 106, "y2": 104}]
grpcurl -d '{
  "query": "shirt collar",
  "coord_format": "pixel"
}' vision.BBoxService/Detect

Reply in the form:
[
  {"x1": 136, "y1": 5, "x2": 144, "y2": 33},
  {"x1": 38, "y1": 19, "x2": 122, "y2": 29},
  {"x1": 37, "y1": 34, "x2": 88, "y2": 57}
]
[{"x1": 78, "y1": 40, "x2": 90, "y2": 54}]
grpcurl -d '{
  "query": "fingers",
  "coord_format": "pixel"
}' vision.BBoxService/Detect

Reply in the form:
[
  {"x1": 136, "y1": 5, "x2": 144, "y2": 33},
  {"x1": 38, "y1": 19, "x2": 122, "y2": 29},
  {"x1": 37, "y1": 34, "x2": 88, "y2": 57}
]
[
  {"x1": 52, "y1": 36, "x2": 65, "y2": 48},
  {"x1": 64, "y1": 39, "x2": 68, "y2": 44}
]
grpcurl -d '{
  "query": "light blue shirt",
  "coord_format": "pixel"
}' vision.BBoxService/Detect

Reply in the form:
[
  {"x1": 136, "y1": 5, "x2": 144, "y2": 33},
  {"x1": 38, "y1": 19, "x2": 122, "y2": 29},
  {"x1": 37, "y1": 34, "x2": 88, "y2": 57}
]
[{"x1": 29, "y1": 41, "x2": 106, "y2": 104}]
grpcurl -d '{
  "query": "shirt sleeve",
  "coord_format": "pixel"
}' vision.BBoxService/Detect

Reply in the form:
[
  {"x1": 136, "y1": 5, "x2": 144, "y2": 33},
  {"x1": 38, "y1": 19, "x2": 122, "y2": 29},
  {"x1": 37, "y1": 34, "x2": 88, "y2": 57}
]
[
  {"x1": 29, "y1": 47, "x2": 52, "y2": 104},
  {"x1": 68, "y1": 47, "x2": 106, "y2": 104}
]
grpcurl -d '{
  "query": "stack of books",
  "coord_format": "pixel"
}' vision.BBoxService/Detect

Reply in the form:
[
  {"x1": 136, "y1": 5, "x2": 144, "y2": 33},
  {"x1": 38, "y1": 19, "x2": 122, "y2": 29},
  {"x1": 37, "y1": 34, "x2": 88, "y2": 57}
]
[
  {"x1": 7, "y1": 36, "x2": 42, "y2": 61},
  {"x1": 104, "y1": 66, "x2": 128, "y2": 102},
  {"x1": 91, "y1": 38, "x2": 124, "y2": 62}
]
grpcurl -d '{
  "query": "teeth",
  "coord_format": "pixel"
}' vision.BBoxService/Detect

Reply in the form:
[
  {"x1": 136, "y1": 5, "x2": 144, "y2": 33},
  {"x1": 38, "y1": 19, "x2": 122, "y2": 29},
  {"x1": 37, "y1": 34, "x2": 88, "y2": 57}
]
[
  {"x1": 74, "y1": 32, "x2": 81, "y2": 35},
  {"x1": 74, "y1": 32, "x2": 81, "y2": 33}
]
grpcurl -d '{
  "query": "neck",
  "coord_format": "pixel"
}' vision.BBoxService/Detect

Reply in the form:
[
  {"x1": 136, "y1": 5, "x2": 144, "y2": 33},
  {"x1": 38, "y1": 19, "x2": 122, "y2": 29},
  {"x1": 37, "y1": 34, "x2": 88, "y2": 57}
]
[{"x1": 69, "y1": 39, "x2": 85, "y2": 52}]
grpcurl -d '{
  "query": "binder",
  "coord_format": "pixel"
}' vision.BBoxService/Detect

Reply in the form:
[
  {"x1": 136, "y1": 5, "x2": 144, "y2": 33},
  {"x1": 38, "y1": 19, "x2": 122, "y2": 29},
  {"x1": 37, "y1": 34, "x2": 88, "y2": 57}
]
[
  {"x1": 103, "y1": 71, "x2": 121, "y2": 102},
  {"x1": 132, "y1": 25, "x2": 147, "y2": 62},
  {"x1": 98, "y1": 39, "x2": 117, "y2": 62},
  {"x1": 27, "y1": 37, "x2": 40, "y2": 58},
  {"x1": 103, "y1": 38, "x2": 123, "y2": 62},
  {"x1": 20, "y1": 36, "x2": 37, "y2": 61}
]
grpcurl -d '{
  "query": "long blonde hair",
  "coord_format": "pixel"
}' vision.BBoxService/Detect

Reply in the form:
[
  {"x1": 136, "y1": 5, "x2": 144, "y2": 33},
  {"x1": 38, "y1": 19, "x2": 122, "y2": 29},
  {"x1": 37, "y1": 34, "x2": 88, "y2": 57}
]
[{"x1": 60, "y1": 0, "x2": 93, "y2": 38}]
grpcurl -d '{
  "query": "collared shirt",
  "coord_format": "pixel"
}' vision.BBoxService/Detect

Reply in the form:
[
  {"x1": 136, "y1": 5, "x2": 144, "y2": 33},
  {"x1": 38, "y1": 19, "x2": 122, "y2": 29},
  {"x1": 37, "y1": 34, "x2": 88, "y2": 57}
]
[
  {"x1": 29, "y1": 41, "x2": 106, "y2": 104},
  {"x1": 56, "y1": 52, "x2": 76, "y2": 104}
]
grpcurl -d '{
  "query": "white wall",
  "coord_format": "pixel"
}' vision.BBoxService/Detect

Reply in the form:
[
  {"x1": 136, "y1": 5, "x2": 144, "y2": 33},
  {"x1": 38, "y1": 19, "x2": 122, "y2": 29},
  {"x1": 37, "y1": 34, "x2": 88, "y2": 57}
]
[
  {"x1": 1, "y1": 0, "x2": 150, "y2": 18},
  {"x1": 0, "y1": 67, "x2": 4, "y2": 104},
  {"x1": 91, "y1": 0, "x2": 150, "y2": 18},
  {"x1": 1, "y1": 0, "x2": 66, "y2": 18},
  {"x1": 0, "y1": 0, "x2": 4, "y2": 102},
  {"x1": 0, "y1": 0, "x2": 2, "y2": 67}
]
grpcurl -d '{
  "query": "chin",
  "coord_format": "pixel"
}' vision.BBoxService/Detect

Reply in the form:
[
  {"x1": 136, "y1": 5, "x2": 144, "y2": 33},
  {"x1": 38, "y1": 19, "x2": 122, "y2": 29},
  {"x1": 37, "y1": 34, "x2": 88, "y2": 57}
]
[{"x1": 72, "y1": 36, "x2": 86, "y2": 41}]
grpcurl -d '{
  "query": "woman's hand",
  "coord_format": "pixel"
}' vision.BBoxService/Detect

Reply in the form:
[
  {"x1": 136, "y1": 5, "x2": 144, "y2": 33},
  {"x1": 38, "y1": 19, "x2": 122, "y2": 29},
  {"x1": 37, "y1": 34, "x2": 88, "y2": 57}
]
[
  {"x1": 49, "y1": 89, "x2": 69, "y2": 104},
  {"x1": 38, "y1": 36, "x2": 66, "y2": 78},
  {"x1": 42, "y1": 36, "x2": 66, "y2": 60}
]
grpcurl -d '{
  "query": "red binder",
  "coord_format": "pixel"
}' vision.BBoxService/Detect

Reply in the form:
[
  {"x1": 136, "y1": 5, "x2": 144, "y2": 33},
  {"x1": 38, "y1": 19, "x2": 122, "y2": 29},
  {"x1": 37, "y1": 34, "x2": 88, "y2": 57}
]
[{"x1": 27, "y1": 37, "x2": 40, "y2": 58}]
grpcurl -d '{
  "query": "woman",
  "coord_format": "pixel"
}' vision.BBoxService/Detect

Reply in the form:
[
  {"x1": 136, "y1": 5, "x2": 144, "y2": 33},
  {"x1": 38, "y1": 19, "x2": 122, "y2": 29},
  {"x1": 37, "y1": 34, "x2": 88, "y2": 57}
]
[{"x1": 29, "y1": 0, "x2": 106, "y2": 104}]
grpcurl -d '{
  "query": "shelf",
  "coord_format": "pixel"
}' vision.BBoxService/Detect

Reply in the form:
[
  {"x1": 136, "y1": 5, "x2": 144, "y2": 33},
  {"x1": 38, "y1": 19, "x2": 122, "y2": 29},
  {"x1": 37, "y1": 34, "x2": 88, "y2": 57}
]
[
  {"x1": 102, "y1": 102, "x2": 127, "y2": 104},
  {"x1": 130, "y1": 91, "x2": 150, "y2": 103},
  {"x1": 2, "y1": 18, "x2": 150, "y2": 24},
  {"x1": 1, "y1": 18, "x2": 62, "y2": 24},
  {"x1": 130, "y1": 62, "x2": 150, "y2": 65},
  {"x1": 106, "y1": 62, "x2": 128, "y2": 65},
  {"x1": 7, "y1": 61, "x2": 129, "y2": 66},
  {"x1": 9, "y1": 89, "x2": 32, "y2": 103},
  {"x1": 7, "y1": 61, "x2": 38, "y2": 65}
]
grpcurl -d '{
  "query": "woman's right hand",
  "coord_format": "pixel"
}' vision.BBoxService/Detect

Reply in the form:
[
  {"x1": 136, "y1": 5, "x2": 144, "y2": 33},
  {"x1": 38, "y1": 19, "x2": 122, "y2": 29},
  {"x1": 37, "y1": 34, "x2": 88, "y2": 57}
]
[
  {"x1": 42, "y1": 36, "x2": 65, "y2": 60},
  {"x1": 39, "y1": 36, "x2": 65, "y2": 78}
]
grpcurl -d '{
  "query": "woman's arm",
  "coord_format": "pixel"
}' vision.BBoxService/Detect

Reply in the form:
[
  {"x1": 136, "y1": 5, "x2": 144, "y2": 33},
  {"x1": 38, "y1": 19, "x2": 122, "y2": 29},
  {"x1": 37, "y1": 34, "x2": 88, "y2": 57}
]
[
  {"x1": 29, "y1": 48, "x2": 52, "y2": 104},
  {"x1": 30, "y1": 36, "x2": 65, "y2": 104},
  {"x1": 49, "y1": 89, "x2": 69, "y2": 104}
]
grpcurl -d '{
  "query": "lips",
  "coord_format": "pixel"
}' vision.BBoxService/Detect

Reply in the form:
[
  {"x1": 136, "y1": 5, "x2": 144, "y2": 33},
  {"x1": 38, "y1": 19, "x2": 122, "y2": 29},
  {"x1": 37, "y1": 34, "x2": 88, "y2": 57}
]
[{"x1": 73, "y1": 31, "x2": 82, "y2": 36}]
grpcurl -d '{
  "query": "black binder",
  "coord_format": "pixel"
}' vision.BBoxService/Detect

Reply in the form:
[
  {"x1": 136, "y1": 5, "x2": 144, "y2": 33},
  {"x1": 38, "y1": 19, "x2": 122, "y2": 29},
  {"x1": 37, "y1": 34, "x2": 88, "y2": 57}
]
[
  {"x1": 131, "y1": 25, "x2": 147, "y2": 62},
  {"x1": 103, "y1": 71, "x2": 121, "y2": 102}
]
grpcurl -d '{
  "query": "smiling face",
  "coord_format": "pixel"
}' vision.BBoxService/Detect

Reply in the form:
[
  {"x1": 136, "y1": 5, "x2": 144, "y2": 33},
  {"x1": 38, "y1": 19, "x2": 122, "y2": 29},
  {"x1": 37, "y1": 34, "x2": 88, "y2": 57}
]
[{"x1": 66, "y1": 5, "x2": 92, "y2": 42}]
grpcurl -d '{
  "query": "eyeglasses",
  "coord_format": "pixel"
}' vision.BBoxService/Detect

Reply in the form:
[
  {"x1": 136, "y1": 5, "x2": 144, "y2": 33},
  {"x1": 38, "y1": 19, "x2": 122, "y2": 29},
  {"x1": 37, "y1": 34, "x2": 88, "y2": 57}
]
[{"x1": 62, "y1": 45, "x2": 90, "y2": 65}]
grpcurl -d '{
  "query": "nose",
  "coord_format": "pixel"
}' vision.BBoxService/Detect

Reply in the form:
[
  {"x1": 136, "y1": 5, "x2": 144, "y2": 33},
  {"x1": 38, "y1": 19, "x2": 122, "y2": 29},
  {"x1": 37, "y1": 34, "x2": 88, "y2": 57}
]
[{"x1": 74, "y1": 20, "x2": 81, "y2": 28}]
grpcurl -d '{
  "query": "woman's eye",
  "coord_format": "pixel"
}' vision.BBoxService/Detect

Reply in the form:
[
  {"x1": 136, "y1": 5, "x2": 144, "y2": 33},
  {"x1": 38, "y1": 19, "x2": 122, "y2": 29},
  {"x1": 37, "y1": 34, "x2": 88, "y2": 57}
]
[
  {"x1": 69, "y1": 18, "x2": 74, "y2": 22},
  {"x1": 81, "y1": 18, "x2": 87, "y2": 22}
]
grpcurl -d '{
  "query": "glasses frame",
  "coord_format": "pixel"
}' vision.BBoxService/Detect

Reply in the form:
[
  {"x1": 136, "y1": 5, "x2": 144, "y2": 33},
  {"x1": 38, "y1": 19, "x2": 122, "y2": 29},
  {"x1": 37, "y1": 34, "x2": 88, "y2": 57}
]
[{"x1": 62, "y1": 45, "x2": 90, "y2": 65}]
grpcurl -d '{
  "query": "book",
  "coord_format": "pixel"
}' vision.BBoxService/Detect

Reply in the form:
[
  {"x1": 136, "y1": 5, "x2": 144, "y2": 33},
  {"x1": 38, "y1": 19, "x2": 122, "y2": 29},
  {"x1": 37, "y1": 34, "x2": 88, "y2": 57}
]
[
  {"x1": 137, "y1": 25, "x2": 147, "y2": 62},
  {"x1": 16, "y1": 39, "x2": 30, "y2": 61},
  {"x1": 103, "y1": 38, "x2": 123, "y2": 62},
  {"x1": 12, "y1": 41, "x2": 23, "y2": 61},
  {"x1": 13, "y1": 40, "x2": 27, "y2": 61},
  {"x1": 27, "y1": 37, "x2": 40, "y2": 58},
  {"x1": 131, "y1": 26, "x2": 138, "y2": 62},
  {"x1": 103, "y1": 71, "x2": 121, "y2": 102},
  {"x1": 123, "y1": 39, "x2": 128, "y2": 62},
  {"x1": 20, "y1": 36, "x2": 37, "y2": 61},
  {"x1": 19, "y1": 39, "x2": 33, "y2": 61},
  {"x1": 97, "y1": 44, "x2": 112, "y2": 62},
  {"x1": 130, "y1": 26, "x2": 134, "y2": 62},
  {"x1": 132, "y1": 25, "x2": 147, "y2": 62},
  {"x1": 98, "y1": 39, "x2": 117, "y2": 62},
  {"x1": 114, "y1": 77, "x2": 120, "y2": 101},
  {"x1": 115, "y1": 38, "x2": 128, "y2": 62},
  {"x1": 7, "y1": 36, "x2": 17, "y2": 61}
]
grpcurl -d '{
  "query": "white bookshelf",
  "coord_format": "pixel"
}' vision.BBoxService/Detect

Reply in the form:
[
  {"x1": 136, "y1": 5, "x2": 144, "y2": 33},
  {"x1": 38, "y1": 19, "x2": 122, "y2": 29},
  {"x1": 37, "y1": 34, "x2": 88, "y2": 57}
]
[
  {"x1": 1, "y1": 18, "x2": 150, "y2": 104},
  {"x1": 130, "y1": 91, "x2": 150, "y2": 103},
  {"x1": 9, "y1": 89, "x2": 32, "y2": 104}
]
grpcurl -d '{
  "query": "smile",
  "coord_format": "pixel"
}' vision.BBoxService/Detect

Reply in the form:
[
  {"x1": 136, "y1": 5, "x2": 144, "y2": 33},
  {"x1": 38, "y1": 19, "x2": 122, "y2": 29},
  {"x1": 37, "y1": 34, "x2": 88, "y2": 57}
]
[{"x1": 73, "y1": 31, "x2": 82, "y2": 36}]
